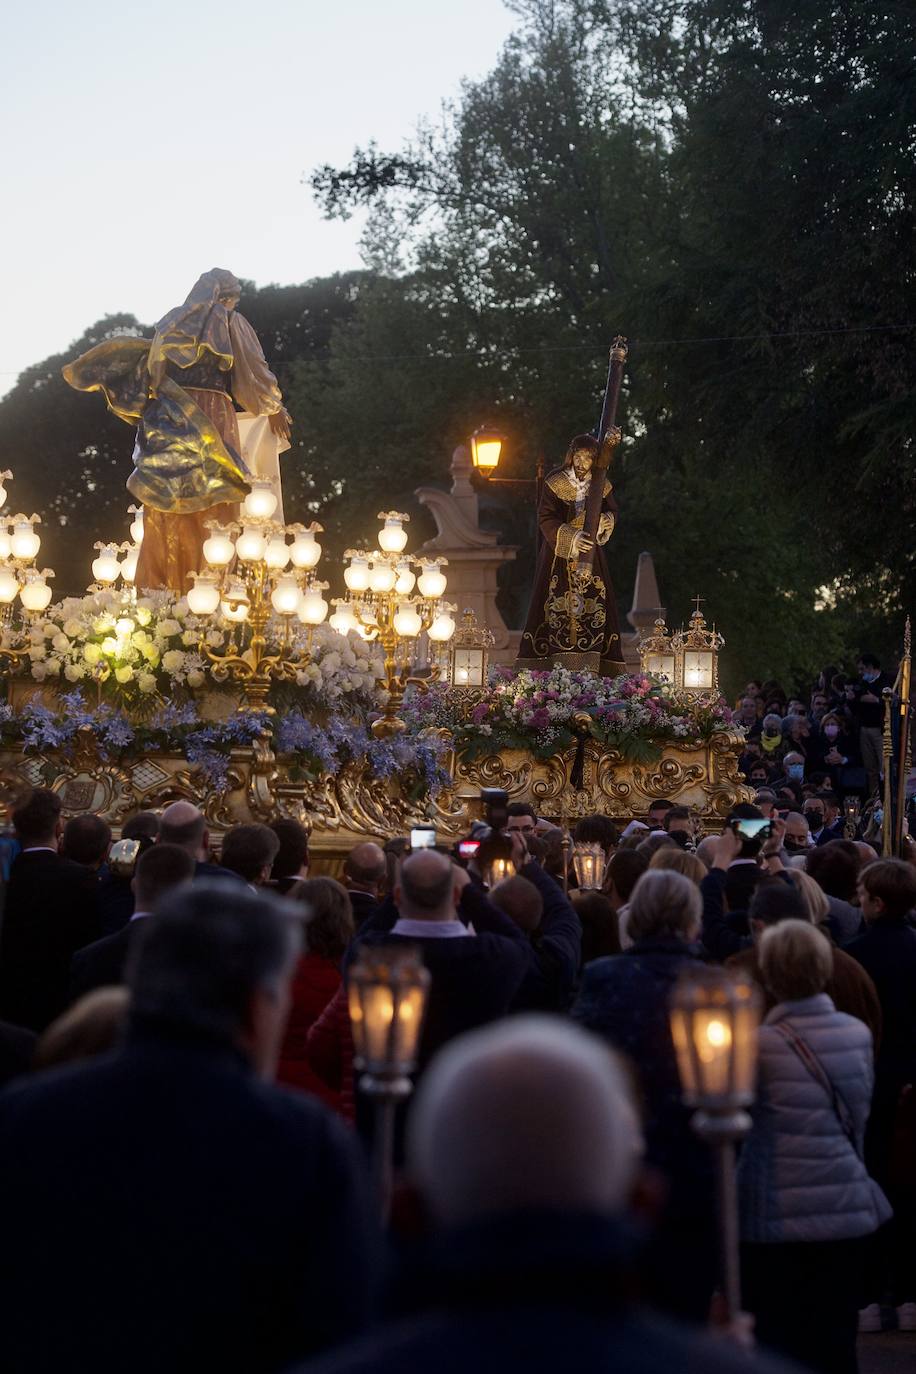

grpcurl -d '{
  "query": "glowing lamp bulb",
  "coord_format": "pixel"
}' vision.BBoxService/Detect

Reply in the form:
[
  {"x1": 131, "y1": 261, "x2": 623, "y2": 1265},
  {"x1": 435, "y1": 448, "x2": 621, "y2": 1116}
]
[
  {"x1": 11, "y1": 521, "x2": 40, "y2": 562},
  {"x1": 290, "y1": 531, "x2": 321, "y2": 570},
  {"x1": 377, "y1": 515, "x2": 408, "y2": 554},
  {"x1": 0, "y1": 529, "x2": 12, "y2": 561},
  {"x1": 428, "y1": 612, "x2": 456, "y2": 642},
  {"x1": 298, "y1": 590, "x2": 329, "y2": 625},
  {"x1": 369, "y1": 561, "x2": 397, "y2": 594},
  {"x1": 417, "y1": 564, "x2": 447, "y2": 599},
  {"x1": 242, "y1": 480, "x2": 278, "y2": 522},
  {"x1": 344, "y1": 556, "x2": 371, "y2": 593},
  {"x1": 235, "y1": 526, "x2": 266, "y2": 564},
  {"x1": 92, "y1": 545, "x2": 120, "y2": 584},
  {"x1": 20, "y1": 577, "x2": 52, "y2": 612},
  {"x1": 393, "y1": 603, "x2": 423, "y2": 638},
  {"x1": 202, "y1": 527, "x2": 235, "y2": 567},
  {"x1": 187, "y1": 574, "x2": 221, "y2": 616},
  {"x1": 264, "y1": 535, "x2": 290, "y2": 570},
  {"x1": 271, "y1": 574, "x2": 302, "y2": 617},
  {"x1": 0, "y1": 566, "x2": 20, "y2": 603}
]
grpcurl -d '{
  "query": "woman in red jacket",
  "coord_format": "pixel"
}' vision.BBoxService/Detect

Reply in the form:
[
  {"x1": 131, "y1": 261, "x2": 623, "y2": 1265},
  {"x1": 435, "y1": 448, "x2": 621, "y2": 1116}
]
[{"x1": 276, "y1": 878, "x2": 353, "y2": 1110}]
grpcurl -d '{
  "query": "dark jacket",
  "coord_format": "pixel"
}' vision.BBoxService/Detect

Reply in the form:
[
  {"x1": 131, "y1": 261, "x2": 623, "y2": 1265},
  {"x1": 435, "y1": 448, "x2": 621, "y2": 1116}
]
[
  {"x1": 700, "y1": 867, "x2": 752, "y2": 961},
  {"x1": 0, "y1": 1023, "x2": 377, "y2": 1374},
  {"x1": 348, "y1": 889, "x2": 380, "y2": 929},
  {"x1": 96, "y1": 870, "x2": 135, "y2": 934},
  {"x1": 0, "y1": 849, "x2": 100, "y2": 1031},
  {"x1": 846, "y1": 918, "x2": 916, "y2": 1102},
  {"x1": 294, "y1": 1211, "x2": 795, "y2": 1374},
  {"x1": 68, "y1": 919, "x2": 145, "y2": 1003},
  {"x1": 509, "y1": 863, "x2": 581, "y2": 1012},
  {"x1": 0, "y1": 1019, "x2": 36, "y2": 1087},
  {"x1": 572, "y1": 941, "x2": 713, "y2": 1221}
]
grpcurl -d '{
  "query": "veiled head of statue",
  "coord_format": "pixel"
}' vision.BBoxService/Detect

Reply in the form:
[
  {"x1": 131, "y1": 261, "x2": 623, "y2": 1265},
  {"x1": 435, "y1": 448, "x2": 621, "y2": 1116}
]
[
  {"x1": 184, "y1": 269, "x2": 241, "y2": 310},
  {"x1": 565, "y1": 433, "x2": 598, "y2": 480}
]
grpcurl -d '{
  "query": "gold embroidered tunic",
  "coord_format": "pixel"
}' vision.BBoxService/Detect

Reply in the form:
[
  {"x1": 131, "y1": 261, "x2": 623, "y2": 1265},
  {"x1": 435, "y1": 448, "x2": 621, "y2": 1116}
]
[{"x1": 516, "y1": 464, "x2": 625, "y2": 676}]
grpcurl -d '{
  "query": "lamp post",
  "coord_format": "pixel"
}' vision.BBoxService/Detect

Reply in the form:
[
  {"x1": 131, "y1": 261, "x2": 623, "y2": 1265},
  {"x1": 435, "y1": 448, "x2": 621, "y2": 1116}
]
[
  {"x1": 671, "y1": 597, "x2": 724, "y2": 694},
  {"x1": 191, "y1": 482, "x2": 328, "y2": 711},
  {"x1": 669, "y1": 965, "x2": 761, "y2": 1321},
  {"x1": 336, "y1": 512, "x2": 456, "y2": 738},
  {"x1": 347, "y1": 945, "x2": 431, "y2": 1223}
]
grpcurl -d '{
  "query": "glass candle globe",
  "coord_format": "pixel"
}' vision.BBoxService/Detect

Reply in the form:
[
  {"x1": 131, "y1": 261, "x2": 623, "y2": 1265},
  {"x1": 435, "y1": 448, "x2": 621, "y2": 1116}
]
[
  {"x1": 298, "y1": 587, "x2": 329, "y2": 625},
  {"x1": 329, "y1": 600, "x2": 359, "y2": 635},
  {"x1": 369, "y1": 561, "x2": 397, "y2": 594},
  {"x1": 221, "y1": 582, "x2": 250, "y2": 622},
  {"x1": 394, "y1": 561, "x2": 416, "y2": 595},
  {"x1": 120, "y1": 545, "x2": 139, "y2": 584},
  {"x1": 0, "y1": 483, "x2": 7, "y2": 511},
  {"x1": 20, "y1": 575, "x2": 52, "y2": 612},
  {"x1": 344, "y1": 555, "x2": 371, "y2": 593},
  {"x1": 290, "y1": 529, "x2": 321, "y2": 570},
  {"x1": 393, "y1": 603, "x2": 423, "y2": 638},
  {"x1": 417, "y1": 562, "x2": 447, "y2": 599},
  {"x1": 202, "y1": 526, "x2": 235, "y2": 567},
  {"x1": 187, "y1": 573, "x2": 221, "y2": 616},
  {"x1": 264, "y1": 535, "x2": 291, "y2": 570},
  {"x1": 0, "y1": 529, "x2": 11, "y2": 561},
  {"x1": 91, "y1": 545, "x2": 121, "y2": 584},
  {"x1": 129, "y1": 506, "x2": 144, "y2": 544},
  {"x1": 377, "y1": 513, "x2": 409, "y2": 554},
  {"x1": 11, "y1": 519, "x2": 40, "y2": 562},
  {"x1": 428, "y1": 611, "x2": 456, "y2": 642},
  {"x1": 242, "y1": 479, "x2": 278, "y2": 522},
  {"x1": 271, "y1": 574, "x2": 302, "y2": 617},
  {"x1": 235, "y1": 525, "x2": 267, "y2": 564},
  {"x1": 0, "y1": 565, "x2": 22, "y2": 603}
]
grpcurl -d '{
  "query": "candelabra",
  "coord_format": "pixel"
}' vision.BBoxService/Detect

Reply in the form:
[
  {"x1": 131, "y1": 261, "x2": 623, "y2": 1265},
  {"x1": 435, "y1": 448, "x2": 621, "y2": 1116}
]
[
  {"x1": 189, "y1": 479, "x2": 328, "y2": 711},
  {"x1": 0, "y1": 471, "x2": 56, "y2": 670},
  {"x1": 331, "y1": 512, "x2": 456, "y2": 738}
]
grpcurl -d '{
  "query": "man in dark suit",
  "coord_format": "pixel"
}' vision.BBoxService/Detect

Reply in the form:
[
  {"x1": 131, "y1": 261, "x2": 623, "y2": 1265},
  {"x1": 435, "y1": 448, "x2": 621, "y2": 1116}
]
[
  {"x1": 0, "y1": 884, "x2": 378, "y2": 1374},
  {"x1": 69, "y1": 843, "x2": 195, "y2": 1002},
  {"x1": 158, "y1": 799, "x2": 242, "y2": 882},
  {"x1": 0, "y1": 788, "x2": 100, "y2": 1031},
  {"x1": 342, "y1": 840, "x2": 386, "y2": 926}
]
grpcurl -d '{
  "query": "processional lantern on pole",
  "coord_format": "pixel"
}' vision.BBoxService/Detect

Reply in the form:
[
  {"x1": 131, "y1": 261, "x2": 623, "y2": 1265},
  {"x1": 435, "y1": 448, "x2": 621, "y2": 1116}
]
[{"x1": 669, "y1": 965, "x2": 761, "y2": 1322}]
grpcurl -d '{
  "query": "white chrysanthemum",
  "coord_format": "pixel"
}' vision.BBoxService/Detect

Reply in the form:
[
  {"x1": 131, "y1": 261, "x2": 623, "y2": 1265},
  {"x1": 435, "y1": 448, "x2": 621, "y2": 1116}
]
[
  {"x1": 138, "y1": 672, "x2": 158, "y2": 694},
  {"x1": 51, "y1": 633, "x2": 70, "y2": 653},
  {"x1": 158, "y1": 618, "x2": 182, "y2": 638},
  {"x1": 27, "y1": 644, "x2": 46, "y2": 662},
  {"x1": 161, "y1": 649, "x2": 185, "y2": 673},
  {"x1": 62, "y1": 618, "x2": 83, "y2": 638},
  {"x1": 135, "y1": 607, "x2": 152, "y2": 627},
  {"x1": 83, "y1": 643, "x2": 102, "y2": 665},
  {"x1": 31, "y1": 663, "x2": 48, "y2": 681},
  {"x1": 186, "y1": 669, "x2": 206, "y2": 689},
  {"x1": 206, "y1": 629, "x2": 224, "y2": 647},
  {"x1": 181, "y1": 630, "x2": 198, "y2": 647},
  {"x1": 64, "y1": 663, "x2": 86, "y2": 682}
]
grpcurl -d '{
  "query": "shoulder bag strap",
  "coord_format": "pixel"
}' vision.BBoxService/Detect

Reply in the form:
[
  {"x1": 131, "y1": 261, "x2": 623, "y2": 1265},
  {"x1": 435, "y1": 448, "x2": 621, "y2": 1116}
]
[{"x1": 772, "y1": 1019, "x2": 861, "y2": 1157}]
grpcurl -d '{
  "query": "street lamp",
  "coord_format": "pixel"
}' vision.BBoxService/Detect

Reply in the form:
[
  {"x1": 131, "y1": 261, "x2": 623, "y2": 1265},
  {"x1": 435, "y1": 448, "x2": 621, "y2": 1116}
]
[
  {"x1": 669, "y1": 965, "x2": 761, "y2": 1321},
  {"x1": 347, "y1": 944, "x2": 430, "y2": 1222},
  {"x1": 469, "y1": 424, "x2": 504, "y2": 475}
]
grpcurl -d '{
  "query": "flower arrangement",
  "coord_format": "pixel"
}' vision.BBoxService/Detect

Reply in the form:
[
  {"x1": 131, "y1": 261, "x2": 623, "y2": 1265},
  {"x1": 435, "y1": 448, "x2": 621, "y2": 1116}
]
[
  {"x1": 0, "y1": 690, "x2": 450, "y2": 797},
  {"x1": 12, "y1": 590, "x2": 385, "y2": 710},
  {"x1": 404, "y1": 666, "x2": 738, "y2": 763}
]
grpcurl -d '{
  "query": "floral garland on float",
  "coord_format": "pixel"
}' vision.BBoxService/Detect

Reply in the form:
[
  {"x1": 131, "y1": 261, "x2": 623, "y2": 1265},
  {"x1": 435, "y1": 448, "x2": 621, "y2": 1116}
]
[{"x1": 403, "y1": 665, "x2": 739, "y2": 764}]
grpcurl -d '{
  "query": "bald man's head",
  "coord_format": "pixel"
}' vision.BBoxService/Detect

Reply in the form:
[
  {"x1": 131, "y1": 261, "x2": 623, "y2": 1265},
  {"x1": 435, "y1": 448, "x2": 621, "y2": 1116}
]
[
  {"x1": 344, "y1": 842, "x2": 387, "y2": 893},
  {"x1": 159, "y1": 801, "x2": 207, "y2": 858},
  {"x1": 397, "y1": 849, "x2": 456, "y2": 920},
  {"x1": 409, "y1": 1017, "x2": 643, "y2": 1227}
]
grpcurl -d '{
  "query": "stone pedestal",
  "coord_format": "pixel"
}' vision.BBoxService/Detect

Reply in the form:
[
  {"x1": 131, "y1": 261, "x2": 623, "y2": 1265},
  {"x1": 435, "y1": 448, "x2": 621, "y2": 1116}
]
[{"x1": 415, "y1": 446, "x2": 519, "y2": 663}]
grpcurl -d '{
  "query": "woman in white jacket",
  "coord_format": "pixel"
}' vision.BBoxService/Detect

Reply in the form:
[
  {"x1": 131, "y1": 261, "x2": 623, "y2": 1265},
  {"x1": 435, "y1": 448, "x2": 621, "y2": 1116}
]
[{"x1": 738, "y1": 919, "x2": 890, "y2": 1374}]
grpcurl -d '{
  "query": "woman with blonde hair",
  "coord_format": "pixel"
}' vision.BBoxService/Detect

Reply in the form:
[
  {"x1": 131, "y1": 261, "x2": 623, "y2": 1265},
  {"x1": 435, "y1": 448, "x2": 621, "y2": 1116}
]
[
  {"x1": 648, "y1": 847, "x2": 706, "y2": 887},
  {"x1": 739, "y1": 920, "x2": 889, "y2": 1373}
]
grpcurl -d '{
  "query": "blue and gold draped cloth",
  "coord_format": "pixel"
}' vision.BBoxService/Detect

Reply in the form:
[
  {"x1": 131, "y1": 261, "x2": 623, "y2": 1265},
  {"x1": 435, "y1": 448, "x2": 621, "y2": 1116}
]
[{"x1": 62, "y1": 270, "x2": 284, "y2": 514}]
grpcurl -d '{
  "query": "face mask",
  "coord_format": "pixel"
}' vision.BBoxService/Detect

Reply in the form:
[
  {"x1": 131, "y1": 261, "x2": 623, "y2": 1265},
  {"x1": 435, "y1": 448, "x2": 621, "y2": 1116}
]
[
  {"x1": 824, "y1": 724, "x2": 839, "y2": 739},
  {"x1": 786, "y1": 763, "x2": 804, "y2": 780},
  {"x1": 762, "y1": 734, "x2": 782, "y2": 753},
  {"x1": 862, "y1": 670, "x2": 879, "y2": 683},
  {"x1": 785, "y1": 836, "x2": 809, "y2": 852},
  {"x1": 805, "y1": 811, "x2": 824, "y2": 829}
]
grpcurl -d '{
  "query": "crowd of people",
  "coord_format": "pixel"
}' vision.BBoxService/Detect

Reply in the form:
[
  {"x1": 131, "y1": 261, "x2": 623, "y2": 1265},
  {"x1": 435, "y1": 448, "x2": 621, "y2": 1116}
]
[{"x1": 0, "y1": 753, "x2": 912, "y2": 1373}]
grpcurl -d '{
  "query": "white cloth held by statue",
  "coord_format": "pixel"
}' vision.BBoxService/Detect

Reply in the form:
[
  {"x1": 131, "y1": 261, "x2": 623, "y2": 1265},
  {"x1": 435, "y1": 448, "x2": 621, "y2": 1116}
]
[{"x1": 236, "y1": 413, "x2": 290, "y2": 524}]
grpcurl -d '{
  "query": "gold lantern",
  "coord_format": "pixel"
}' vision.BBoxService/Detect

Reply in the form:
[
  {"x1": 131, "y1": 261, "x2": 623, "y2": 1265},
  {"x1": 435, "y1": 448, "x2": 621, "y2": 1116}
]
[
  {"x1": 448, "y1": 607, "x2": 494, "y2": 695},
  {"x1": 671, "y1": 598, "x2": 724, "y2": 694},
  {"x1": 638, "y1": 615, "x2": 676, "y2": 683}
]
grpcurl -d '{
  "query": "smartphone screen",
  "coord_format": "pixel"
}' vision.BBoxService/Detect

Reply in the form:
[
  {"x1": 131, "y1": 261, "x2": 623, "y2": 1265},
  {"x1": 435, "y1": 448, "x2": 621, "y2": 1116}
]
[
  {"x1": 734, "y1": 818, "x2": 772, "y2": 840},
  {"x1": 458, "y1": 839, "x2": 480, "y2": 858},
  {"x1": 410, "y1": 827, "x2": 437, "y2": 850}
]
